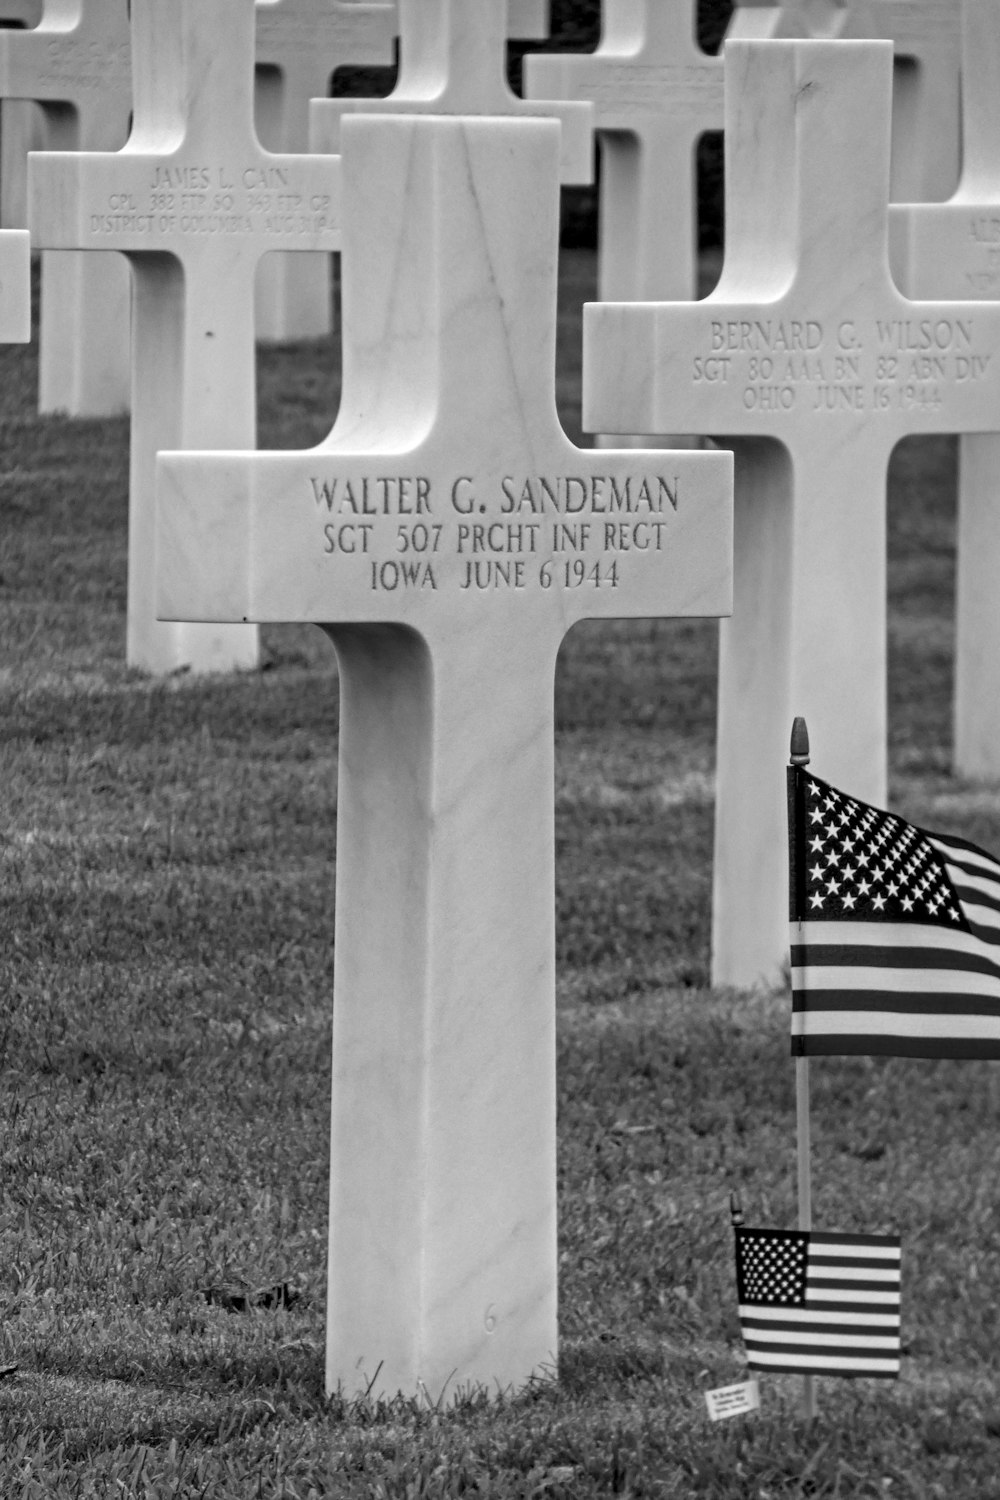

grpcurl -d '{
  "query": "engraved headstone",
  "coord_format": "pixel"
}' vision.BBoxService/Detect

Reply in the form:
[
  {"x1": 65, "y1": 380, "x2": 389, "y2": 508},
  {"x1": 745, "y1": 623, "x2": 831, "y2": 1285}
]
[
  {"x1": 585, "y1": 39, "x2": 1000, "y2": 987},
  {"x1": 0, "y1": 1, "x2": 44, "y2": 233},
  {"x1": 523, "y1": 2, "x2": 723, "y2": 310},
  {"x1": 156, "y1": 114, "x2": 733, "y2": 1399},
  {"x1": 0, "y1": 219, "x2": 32, "y2": 341},
  {"x1": 729, "y1": 0, "x2": 960, "y2": 201},
  {"x1": 30, "y1": 0, "x2": 342, "y2": 675},
  {"x1": 254, "y1": 0, "x2": 395, "y2": 343},
  {"x1": 890, "y1": 0, "x2": 1000, "y2": 777},
  {"x1": 253, "y1": 1, "x2": 554, "y2": 342},
  {"x1": 0, "y1": 0, "x2": 132, "y2": 415},
  {"x1": 310, "y1": 0, "x2": 594, "y2": 186}
]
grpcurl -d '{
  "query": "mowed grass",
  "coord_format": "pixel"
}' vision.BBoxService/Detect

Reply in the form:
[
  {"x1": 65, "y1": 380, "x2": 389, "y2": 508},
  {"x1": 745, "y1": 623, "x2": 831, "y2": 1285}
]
[{"x1": 1, "y1": 251, "x2": 1000, "y2": 1496}]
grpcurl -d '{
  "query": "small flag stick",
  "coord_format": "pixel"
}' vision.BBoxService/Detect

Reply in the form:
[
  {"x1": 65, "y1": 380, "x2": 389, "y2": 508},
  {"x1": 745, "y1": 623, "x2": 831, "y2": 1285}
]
[{"x1": 790, "y1": 716, "x2": 816, "y2": 1421}]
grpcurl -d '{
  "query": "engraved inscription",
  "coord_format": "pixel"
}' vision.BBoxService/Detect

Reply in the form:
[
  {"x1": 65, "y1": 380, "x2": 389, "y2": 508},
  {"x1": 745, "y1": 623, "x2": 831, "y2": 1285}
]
[
  {"x1": 582, "y1": 64, "x2": 723, "y2": 116},
  {"x1": 961, "y1": 215, "x2": 1000, "y2": 294},
  {"x1": 90, "y1": 163, "x2": 335, "y2": 239},
  {"x1": 309, "y1": 471, "x2": 682, "y2": 594},
  {"x1": 691, "y1": 315, "x2": 992, "y2": 416},
  {"x1": 44, "y1": 39, "x2": 130, "y2": 91},
  {"x1": 258, "y1": 14, "x2": 386, "y2": 50}
]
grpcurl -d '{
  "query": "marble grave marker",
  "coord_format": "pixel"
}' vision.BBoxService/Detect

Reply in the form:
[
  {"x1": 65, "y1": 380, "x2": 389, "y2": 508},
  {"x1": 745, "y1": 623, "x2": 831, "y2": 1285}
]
[
  {"x1": 586, "y1": 39, "x2": 1000, "y2": 988},
  {"x1": 0, "y1": 215, "x2": 33, "y2": 343},
  {"x1": 0, "y1": 0, "x2": 43, "y2": 234},
  {"x1": 0, "y1": 0, "x2": 132, "y2": 415},
  {"x1": 254, "y1": 0, "x2": 395, "y2": 343},
  {"x1": 30, "y1": 0, "x2": 342, "y2": 675},
  {"x1": 254, "y1": 1, "x2": 554, "y2": 341},
  {"x1": 729, "y1": 0, "x2": 960, "y2": 201},
  {"x1": 523, "y1": 1, "x2": 723, "y2": 312},
  {"x1": 890, "y1": 0, "x2": 1000, "y2": 777},
  {"x1": 310, "y1": 0, "x2": 594, "y2": 187},
  {"x1": 157, "y1": 114, "x2": 733, "y2": 1400}
]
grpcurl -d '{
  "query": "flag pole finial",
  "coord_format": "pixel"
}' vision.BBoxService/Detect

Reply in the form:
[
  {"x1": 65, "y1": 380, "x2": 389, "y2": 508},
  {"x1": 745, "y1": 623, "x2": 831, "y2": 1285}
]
[{"x1": 790, "y1": 717, "x2": 810, "y2": 767}]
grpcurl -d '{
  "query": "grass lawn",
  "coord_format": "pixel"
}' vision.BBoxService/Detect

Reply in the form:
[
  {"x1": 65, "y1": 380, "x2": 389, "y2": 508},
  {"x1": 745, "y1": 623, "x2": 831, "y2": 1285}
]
[{"x1": 1, "y1": 250, "x2": 1000, "y2": 1497}]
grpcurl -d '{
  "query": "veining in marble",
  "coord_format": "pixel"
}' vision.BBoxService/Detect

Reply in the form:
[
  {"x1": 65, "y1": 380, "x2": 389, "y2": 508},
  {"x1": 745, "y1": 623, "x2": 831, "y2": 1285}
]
[
  {"x1": 156, "y1": 113, "x2": 732, "y2": 1400},
  {"x1": 728, "y1": 0, "x2": 960, "y2": 201},
  {"x1": 254, "y1": 0, "x2": 395, "y2": 342},
  {"x1": 309, "y1": 0, "x2": 594, "y2": 187},
  {"x1": 585, "y1": 39, "x2": 1000, "y2": 988},
  {"x1": 0, "y1": 0, "x2": 132, "y2": 415},
  {"x1": 30, "y1": 0, "x2": 342, "y2": 675},
  {"x1": 890, "y1": 0, "x2": 1000, "y2": 777},
  {"x1": 524, "y1": 1, "x2": 723, "y2": 309}
]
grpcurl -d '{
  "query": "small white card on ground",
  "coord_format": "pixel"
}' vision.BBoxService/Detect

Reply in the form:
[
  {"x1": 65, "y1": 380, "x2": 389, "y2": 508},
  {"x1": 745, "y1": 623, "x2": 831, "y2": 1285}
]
[{"x1": 705, "y1": 1379, "x2": 760, "y2": 1421}]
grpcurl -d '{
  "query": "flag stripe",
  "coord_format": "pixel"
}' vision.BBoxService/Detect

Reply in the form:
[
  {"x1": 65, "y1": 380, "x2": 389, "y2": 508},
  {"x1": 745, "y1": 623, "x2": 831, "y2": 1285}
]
[
  {"x1": 793, "y1": 964, "x2": 1000, "y2": 998},
  {"x1": 742, "y1": 1327, "x2": 899, "y2": 1350},
  {"x1": 792, "y1": 988, "x2": 1000, "y2": 1018},
  {"x1": 948, "y1": 872, "x2": 1000, "y2": 909},
  {"x1": 808, "y1": 1266, "x2": 899, "y2": 1284},
  {"x1": 806, "y1": 1287, "x2": 899, "y2": 1305},
  {"x1": 808, "y1": 1236, "x2": 900, "y2": 1256},
  {"x1": 794, "y1": 921, "x2": 998, "y2": 956},
  {"x1": 740, "y1": 1306, "x2": 899, "y2": 1327},
  {"x1": 931, "y1": 833, "x2": 1000, "y2": 871},
  {"x1": 792, "y1": 1008, "x2": 1000, "y2": 1039},
  {"x1": 746, "y1": 1351, "x2": 899, "y2": 1375},
  {"x1": 792, "y1": 1033, "x2": 1000, "y2": 1059},
  {"x1": 791, "y1": 943, "x2": 1000, "y2": 979}
]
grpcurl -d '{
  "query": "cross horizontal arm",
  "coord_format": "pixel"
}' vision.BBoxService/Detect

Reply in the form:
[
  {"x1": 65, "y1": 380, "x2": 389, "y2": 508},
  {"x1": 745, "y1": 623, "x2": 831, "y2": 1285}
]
[
  {"x1": 30, "y1": 148, "x2": 340, "y2": 257},
  {"x1": 584, "y1": 294, "x2": 1000, "y2": 444},
  {"x1": 156, "y1": 115, "x2": 730, "y2": 638}
]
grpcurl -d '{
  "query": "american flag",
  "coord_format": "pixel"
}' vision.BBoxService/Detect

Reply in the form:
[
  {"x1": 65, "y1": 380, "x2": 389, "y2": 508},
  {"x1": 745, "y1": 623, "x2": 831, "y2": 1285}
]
[
  {"x1": 735, "y1": 1226, "x2": 901, "y2": 1378},
  {"x1": 788, "y1": 767, "x2": 1000, "y2": 1058}
]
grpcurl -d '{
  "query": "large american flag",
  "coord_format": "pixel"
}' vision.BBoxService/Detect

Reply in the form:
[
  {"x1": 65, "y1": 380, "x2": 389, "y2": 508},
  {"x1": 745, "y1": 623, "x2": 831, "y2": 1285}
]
[
  {"x1": 735, "y1": 1226, "x2": 901, "y2": 1378},
  {"x1": 788, "y1": 767, "x2": 1000, "y2": 1057}
]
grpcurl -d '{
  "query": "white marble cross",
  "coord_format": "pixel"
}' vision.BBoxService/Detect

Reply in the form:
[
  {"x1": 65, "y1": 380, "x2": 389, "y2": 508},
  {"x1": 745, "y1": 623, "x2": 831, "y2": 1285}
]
[
  {"x1": 0, "y1": 220, "x2": 32, "y2": 343},
  {"x1": 523, "y1": 1, "x2": 723, "y2": 307},
  {"x1": 157, "y1": 114, "x2": 732, "y2": 1401},
  {"x1": 729, "y1": 0, "x2": 960, "y2": 201},
  {"x1": 0, "y1": 1, "x2": 43, "y2": 233},
  {"x1": 310, "y1": 0, "x2": 594, "y2": 186},
  {"x1": 586, "y1": 38, "x2": 1000, "y2": 989},
  {"x1": 253, "y1": 1, "x2": 555, "y2": 342},
  {"x1": 254, "y1": 0, "x2": 395, "y2": 343},
  {"x1": 890, "y1": 0, "x2": 1000, "y2": 778},
  {"x1": 29, "y1": 0, "x2": 342, "y2": 676},
  {"x1": 0, "y1": 0, "x2": 133, "y2": 416}
]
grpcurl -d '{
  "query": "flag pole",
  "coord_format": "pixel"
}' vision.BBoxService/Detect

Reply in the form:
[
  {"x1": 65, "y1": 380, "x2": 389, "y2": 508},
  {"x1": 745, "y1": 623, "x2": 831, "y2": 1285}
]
[{"x1": 790, "y1": 716, "x2": 816, "y2": 1421}]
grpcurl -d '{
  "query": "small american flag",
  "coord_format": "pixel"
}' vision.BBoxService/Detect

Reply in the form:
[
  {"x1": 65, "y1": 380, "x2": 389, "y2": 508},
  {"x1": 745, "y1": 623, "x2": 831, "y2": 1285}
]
[
  {"x1": 788, "y1": 767, "x2": 1000, "y2": 1057},
  {"x1": 735, "y1": 1226, "x2": 901, "y2": 1378}
]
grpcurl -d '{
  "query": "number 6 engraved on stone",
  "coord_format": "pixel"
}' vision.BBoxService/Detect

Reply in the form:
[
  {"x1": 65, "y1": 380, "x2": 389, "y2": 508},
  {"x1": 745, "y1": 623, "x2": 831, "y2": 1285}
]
[{"x1": 483, "y1": 1304, "x2": 497, "y2": 1334}]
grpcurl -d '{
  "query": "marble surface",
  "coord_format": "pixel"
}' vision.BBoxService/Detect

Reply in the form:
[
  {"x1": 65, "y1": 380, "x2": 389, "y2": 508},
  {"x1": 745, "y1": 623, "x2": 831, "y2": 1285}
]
[
  {"x1": 254, "y1": 0, "x2": 395, "y2": 343},
  {"x1": 309, "y1": 0, "x2": 594, "y2": 187},
  {"x1": 30, "y1": 0, "x2": 342, "y2": 675},
  {"x1": 585, "y1": 39, "x2": 1000, "y2": 988},
  {"x1": 0, "y1": 2, "x2": 45, "y2": 233},
  {"x1": 0, "y1": 224, "x2": 32, "y2": 342},
  {"x1": 0, "y1": 0, "x2": 132, "y2": 416},
  {"x1": 728, "y1": 0, "x2": 960, "y2": 202},
  {"x1": 251, "y1": 0, "x2": 551, "y2": 344},
  {"x1": 157, "y1": 114, "x2": 732, "y2": 1400},
  {"x1": 524, "y1": 1, "x2": 722, "y2": 306},
  {"x1": 890, "y1": 0, "x2": 1000, "y2": 778}
]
